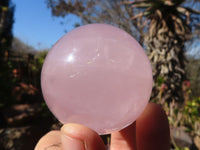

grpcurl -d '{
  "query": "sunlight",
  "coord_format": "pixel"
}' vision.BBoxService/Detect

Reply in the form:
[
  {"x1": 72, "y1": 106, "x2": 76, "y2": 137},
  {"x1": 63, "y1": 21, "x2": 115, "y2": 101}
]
[{"x1": 66, "y1": 53, "x2": 74, "y2": 63}]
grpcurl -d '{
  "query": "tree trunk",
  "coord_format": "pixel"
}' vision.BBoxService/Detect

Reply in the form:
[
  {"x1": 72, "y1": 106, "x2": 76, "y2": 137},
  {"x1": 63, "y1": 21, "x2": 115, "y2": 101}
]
[{"x1": 146, "y1": 19, "x2": 188, "y2": 103}]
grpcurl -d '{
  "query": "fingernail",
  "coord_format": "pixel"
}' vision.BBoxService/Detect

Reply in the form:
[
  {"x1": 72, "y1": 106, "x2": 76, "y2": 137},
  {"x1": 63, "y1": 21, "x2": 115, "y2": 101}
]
[{"x1": 61, "y1": 134, "x2": 85, "y2": 150}]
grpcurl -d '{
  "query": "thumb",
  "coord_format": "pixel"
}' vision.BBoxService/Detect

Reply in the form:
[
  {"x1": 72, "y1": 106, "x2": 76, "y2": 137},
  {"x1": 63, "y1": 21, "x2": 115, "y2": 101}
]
[{"x1": 61, "y1": 123, "x2": 106, "y2": 150}]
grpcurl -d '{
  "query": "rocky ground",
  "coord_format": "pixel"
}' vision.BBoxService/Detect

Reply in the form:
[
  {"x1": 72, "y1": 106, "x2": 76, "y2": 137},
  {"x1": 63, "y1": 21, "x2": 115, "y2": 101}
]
[{"x1": 0, "y1": 104, "x2": 61, "y2": 150}]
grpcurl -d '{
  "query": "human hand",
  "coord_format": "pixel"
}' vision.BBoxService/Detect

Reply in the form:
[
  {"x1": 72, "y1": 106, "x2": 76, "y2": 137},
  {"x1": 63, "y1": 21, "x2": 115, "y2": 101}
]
[{"x1": 35, "y1": 103, "x2": 170, "y2": 150}]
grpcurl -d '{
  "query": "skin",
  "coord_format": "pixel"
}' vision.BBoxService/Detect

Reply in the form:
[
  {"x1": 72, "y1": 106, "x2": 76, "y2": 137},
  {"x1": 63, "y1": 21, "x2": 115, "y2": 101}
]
[{"x1": 35, "y1": 103, "x2": 170, "y2": 150}]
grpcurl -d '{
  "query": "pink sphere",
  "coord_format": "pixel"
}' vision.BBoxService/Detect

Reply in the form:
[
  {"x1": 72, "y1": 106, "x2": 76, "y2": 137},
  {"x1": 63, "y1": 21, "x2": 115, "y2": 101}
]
[{"x1": 41, "y1": 24, "x2": 152, "y2": 134}]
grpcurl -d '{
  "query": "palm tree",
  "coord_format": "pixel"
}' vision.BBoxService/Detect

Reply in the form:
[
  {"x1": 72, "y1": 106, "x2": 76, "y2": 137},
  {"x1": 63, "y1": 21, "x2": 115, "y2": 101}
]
[{"x1": 125, "y1": 0, "x2": 200, "y2": 103}]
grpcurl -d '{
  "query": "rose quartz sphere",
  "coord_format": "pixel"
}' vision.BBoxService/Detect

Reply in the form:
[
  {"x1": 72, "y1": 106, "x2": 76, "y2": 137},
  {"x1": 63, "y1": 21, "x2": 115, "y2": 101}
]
[{"x1": 41, "y1": 24, "x2": 152, "y2": 134}]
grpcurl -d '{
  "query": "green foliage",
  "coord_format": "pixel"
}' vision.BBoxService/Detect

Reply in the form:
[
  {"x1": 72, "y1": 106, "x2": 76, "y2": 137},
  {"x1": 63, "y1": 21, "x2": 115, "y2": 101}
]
[
  {"x1": 156, "y1": 76, "x2": 165, "y2": 86},
  {"x1": 30, "y1": 50, "x2": 48, "y2": 85},
  {"x1": 183, "y1": 97, "x2": 200, "y2": 132},
  {"x1": 165, "y1": 96, "x2": 200, "y2": 149},
  {"x1": 40, "y1": 102, "x2": 52, "y2": 117},
  {"x1": 0, "y1": 0, "x2": 15, "y2": 107},
  {"x1": 167, "y1": 96, "x2": 200, "y2": 136},
  {"x1": 184, "y1": 97, "x2": 200, "y2": 116},
  {"x1": 0, "y1": 42, "x2": 48, "y2": 107},
  {"x1": 0, "y1": 61, "x2": 17, "y2": 107},
  {"x1": 174, "y1": 147, "x2": 189, "y2": 150},
  {"x1": 35, "y1": 50, "x2": 48, "y2": 68},
  {"x1": 0, "y1": 0, "x2": 15, "y2": 61}
]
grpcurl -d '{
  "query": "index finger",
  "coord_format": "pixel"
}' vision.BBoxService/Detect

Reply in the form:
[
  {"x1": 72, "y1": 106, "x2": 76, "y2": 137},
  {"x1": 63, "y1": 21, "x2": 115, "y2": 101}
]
[{"x1": 110, "y1": 103, "x2": 170, "y2": 150}]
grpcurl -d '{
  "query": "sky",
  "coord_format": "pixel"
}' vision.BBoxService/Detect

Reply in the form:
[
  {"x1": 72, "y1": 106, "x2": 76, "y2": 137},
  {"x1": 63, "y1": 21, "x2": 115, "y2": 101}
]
[
  {"x1": 11, "y1": 0, "x2": 200, "y2": 56},
  {"x1": 12, "y1": 0, "x2": 81, "y2": 50}
]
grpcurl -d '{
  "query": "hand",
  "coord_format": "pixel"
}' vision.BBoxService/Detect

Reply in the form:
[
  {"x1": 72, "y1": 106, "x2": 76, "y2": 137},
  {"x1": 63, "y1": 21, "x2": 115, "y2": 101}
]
[{"x1": 35, "y1": 103, "x2": 170, "y2": 150}]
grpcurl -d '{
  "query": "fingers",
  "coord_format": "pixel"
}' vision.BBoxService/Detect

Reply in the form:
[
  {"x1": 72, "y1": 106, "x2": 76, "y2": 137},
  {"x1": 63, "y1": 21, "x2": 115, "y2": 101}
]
[
  {"x1": 35, "y1": 124, "x2": 106, "y2": 150},
  {"x1": 110, "y1": 122, "x2": 137, "y2": 150},
  {"x1": 61, "y1": 123, "x2": 106, "y2": 150},
  {"x1": 110, "y1": 103, "x2": 170, "y2": 150},
  {"x1": 136, "y1": 103, "x2": 170, "y2": 150},
  {"x1": 35, "y1": 103, "x2": 170, "y2": 150},
  {"x1": 34, "y1": 130, "x2": 62, "y2": 150}
]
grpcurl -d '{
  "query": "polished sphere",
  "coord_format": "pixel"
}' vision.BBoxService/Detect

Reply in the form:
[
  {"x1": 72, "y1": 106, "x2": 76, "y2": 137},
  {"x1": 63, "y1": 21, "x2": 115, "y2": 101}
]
[{"x1": 41, "y1": 24, "x2": 152, "y2": 134}]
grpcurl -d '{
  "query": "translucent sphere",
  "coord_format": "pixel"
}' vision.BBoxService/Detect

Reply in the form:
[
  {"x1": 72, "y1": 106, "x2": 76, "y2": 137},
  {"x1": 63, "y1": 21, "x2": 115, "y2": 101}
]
[{"x1": 41, "y1": 24, "x2": 152, "y2": 134}]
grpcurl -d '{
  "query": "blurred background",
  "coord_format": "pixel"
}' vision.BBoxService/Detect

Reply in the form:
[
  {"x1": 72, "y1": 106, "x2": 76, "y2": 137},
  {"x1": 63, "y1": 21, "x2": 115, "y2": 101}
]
[{"x1": 0, "y1": 0, "x2": 200, "y2": 149}]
